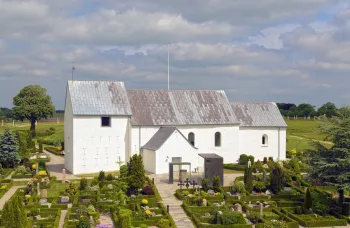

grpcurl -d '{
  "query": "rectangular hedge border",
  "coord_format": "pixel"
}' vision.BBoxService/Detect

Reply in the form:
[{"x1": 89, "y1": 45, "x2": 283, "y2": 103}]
[{"x1": 280, "y1": 208, "x2": 347, "y2": 227}]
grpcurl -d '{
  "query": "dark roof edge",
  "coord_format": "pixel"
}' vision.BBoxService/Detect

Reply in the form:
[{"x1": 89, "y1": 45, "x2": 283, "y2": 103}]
[{"x1": 142, "y1": 127, "x2": 198, "y2": 151}]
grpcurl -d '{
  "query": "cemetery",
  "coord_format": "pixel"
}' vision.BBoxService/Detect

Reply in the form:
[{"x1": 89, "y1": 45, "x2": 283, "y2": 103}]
[{"x1": 174, "y1": 155, "x2": 350, "y2": 228}]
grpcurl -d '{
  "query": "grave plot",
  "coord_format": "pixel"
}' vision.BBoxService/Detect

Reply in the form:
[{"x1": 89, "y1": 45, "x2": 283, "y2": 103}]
[
  {"x1": 177, "y1": 161, "x2": 350, "y2": 228},
  {"x1": 0, "y1": 179, "x2": 14, "y2": 198}
]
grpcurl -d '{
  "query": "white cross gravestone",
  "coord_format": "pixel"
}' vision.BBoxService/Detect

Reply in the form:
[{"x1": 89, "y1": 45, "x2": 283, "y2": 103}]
[
  {"x1": 247, "y1": 159, "x2": 251, "y2": 168},
  {"x1": 105, "y1": 147, "x2": 109, "y2": 165}
]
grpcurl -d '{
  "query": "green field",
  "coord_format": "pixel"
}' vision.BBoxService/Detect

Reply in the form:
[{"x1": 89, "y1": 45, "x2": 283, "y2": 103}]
[
  {"x1": 285, "y1": 119, "x2": 333, "y2": 152},
  {"x1": 0, "y1": 118, "x2": 332, "y2": 153}
]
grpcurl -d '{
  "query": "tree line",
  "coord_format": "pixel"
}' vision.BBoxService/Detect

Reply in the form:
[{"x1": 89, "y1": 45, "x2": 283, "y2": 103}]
[{"x1": 277, "y1": 102, "x2": 339, "y2": 118}]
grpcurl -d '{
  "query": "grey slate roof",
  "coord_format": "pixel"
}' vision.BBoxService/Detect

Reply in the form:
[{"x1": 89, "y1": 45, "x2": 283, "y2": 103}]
[
  {"x1": 142, "y1": 127, "x2": 197, "y2": 151},
  {"x1": 68, "y1": 81, "x2": 132, "y2": 116},
  {"x1": 199, "y1": 153, "x2": 223, "y2": 159},
  {"x1": 230, "y1": 102, "x2": 287, "y2": 127},
  {"x1": 127, "y1": 89, "x2": 239, "y2": 125}
]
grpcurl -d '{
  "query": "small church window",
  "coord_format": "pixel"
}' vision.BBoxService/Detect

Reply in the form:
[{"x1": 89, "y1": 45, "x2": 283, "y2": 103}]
[
  {"x1": 215, "y1": 132, "x2": 221, "y2": 147},
  {"x1": 262, "y1": 135, "x2": 268, "y2": 145},
  {"x1": 101, "y1": 117, "x2": 111, "y2": 127},
  {"x1": 188, "y1": 132, "x2": 195, "y2": 146}
]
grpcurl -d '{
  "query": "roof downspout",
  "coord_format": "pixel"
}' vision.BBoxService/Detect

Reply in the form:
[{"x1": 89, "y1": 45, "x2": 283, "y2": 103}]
[{"x1": 139, "y1": 126, "x2": 141, "y2": 154}]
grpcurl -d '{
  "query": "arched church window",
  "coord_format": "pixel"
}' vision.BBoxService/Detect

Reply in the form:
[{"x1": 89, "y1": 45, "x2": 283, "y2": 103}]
[
  {"x1": 262, "y1": 134, "x2": 268, "y2": 145},
  {"x1": 215, "y1": 132, "x2": 221, "y2": 147},
  {"x1": 188, "y1": 132, "x2": 195, "y2": 146}
]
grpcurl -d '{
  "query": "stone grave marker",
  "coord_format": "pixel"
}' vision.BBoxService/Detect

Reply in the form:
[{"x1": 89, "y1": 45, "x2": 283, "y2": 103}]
[
  {"x1": 234, "y1": 203, "x2": 242, "y2": 212},
  {"x1": 202, "y1": 199, "x2": 207, "y2": 206},
  {"x1": 259, "y1": 203, "x2": 263, "y2": 216},
  {"x1": 41, "y1": 189, "x2": 47, "y2": 198},
  {"x1": 40, "y1": 198, "x2": 48, "y2": 205},
  {"x1": 61, "y1": 196, "x2": 70, "y2": 203},
  {"x1": 62, "y1": 169, "x2": 66, "y2": 184}
]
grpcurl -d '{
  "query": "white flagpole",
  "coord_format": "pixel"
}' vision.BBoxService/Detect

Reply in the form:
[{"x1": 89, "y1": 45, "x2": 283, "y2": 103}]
[{"x1": 168, "y1": 43, "x2": 170, "y2": 90}]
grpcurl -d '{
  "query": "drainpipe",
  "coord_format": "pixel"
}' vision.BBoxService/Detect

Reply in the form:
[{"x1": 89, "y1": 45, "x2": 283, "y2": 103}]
[
  {"x1": 128, "y1": 116, "x2": 132, "y2": 162},
  {"x1": 139, "y1": 126, "x2": 141, "y2": 154}
]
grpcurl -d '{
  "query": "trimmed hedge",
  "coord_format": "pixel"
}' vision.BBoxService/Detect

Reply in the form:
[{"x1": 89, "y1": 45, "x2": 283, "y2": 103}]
[
  {"x1": 45, "y1": 146, "x2": 63, "y2": 156},
  {"x1": 280, "y1": 208, "x2": 347, "y2": 227}
]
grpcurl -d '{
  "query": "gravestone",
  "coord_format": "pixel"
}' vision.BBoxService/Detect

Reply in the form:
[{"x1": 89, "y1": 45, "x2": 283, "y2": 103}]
[
  {"x1": 82, "y1": 199, "x2": 90, "y2": 204},
  {"x1": 41, "y1": 189, "x2": 47, "y2": 198},
  {"x1": 213, "y1": 203, "x2": 220, "y2": 206},
  {"x1": 40, "y1": 198, "x2": 47, "y2": 204},
  {"x1": 207, "y1": 189, "x2": 215, "y2": 195},
  {"x1": 234, "y1": 203, "x2": 242, "y2": 212},
  {"x1": 259, "y1": 203, "x2": 263, "y2": 216},
  {"x1": 262, "y1": 170, "x2": 267, "y2": 182},
  {"x1": 107, "y1": 184, "x2": 113, "y2": 189},
  {"x1": 202, "y1": 199, "x2": 207, "y2": 206},
  {"x1": 204, "y1": 213, "x2": 210, "y2": 217},
  {"x1": 61, "y1": 196, "x2": 69, "y2": 203},
  {"x1": 262, "y1": 164, "x2": 269, "y2": 169},
  {"x1": 34, "y1": 215, "x2": 41, "y2": 220},
  {"x1": 265, "y1": 190, "x2": 272, "y2": 195},
  {"x1": 62, "y1": 169, "x2": 66, "y2": 184}
]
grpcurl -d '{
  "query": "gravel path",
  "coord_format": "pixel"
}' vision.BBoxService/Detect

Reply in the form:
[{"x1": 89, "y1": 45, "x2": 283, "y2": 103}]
[{"x1": 0, "y1": 185, "x2": 26, "y2": 210}]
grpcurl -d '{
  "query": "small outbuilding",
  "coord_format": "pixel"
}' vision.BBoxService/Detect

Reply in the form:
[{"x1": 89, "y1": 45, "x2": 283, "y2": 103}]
[
  {"x1": 198, "y1": 153, "x2": 224, "y2": 186},
  {"x1": 141, "y1": 127, "x2": 198, "y2": 174}
]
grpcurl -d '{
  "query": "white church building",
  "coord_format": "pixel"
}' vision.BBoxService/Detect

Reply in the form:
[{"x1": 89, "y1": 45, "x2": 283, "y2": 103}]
[{"x1": 64, "y1": 81, "x2": 287, "y2": 175}]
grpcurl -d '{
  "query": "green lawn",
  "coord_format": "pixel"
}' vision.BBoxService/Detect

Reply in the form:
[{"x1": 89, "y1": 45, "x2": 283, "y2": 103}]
[{"x1": 285, "y1": 119, "x2": 333, "y2": 152}]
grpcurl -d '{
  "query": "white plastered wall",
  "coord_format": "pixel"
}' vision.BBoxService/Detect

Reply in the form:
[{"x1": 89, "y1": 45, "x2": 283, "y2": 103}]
[
  {"x1": 132, "y1": 124, "x2": 240, "y2": 164},
  {"x1": 153, "y1": 129, "x2": 198, "y2": 174},
  {"x1": 72, "y1": 116, "x2": 129, "y2": 174},
  {"x1": 238, "y1": 127, "x2": 287, "y2": 161}
]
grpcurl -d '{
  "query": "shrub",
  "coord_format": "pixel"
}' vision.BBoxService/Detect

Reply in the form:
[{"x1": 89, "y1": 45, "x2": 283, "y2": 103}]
[
  {"x1": 239, "y1": 154, "x2": 248, "y2": 165},
  {"x1": 270, "y1": 163, "x2": 284, "y2": 194},
  {"x1": 106, "y1": 173, "x2": 114, "y2": 181},
  {"x1": 268, "y1": 157, "x2": 273, "y2": 161},
  {"x1": 139, "y1": 224, "x2": 148, "y2": 228},
  {"x1": 141, "y1": 199, "x2": 148, "y2": 205},
  {"x1": 129, "y1": 203, "x2": 136, "y2": 211},
  {"x1": 263, "y1": 157, "x2": 267, "y2": 164},
  {"x1": 142, "y1": 186, "x2": 154, "y2": 195},
  {"x1": 118, "y1": 209, "x2": 132, "y2": 228},
  {"x1": 90, "y1": 178, "x2": 98, "y2": 186},
  {"x1": 30, "y1": 207, "x2": 40, "y2": 216},
  {"x1": 65, "y1": 182, "x2": 77, "y2": 196},
  {"x1": 244, "y1": 166, "x2": 253, "y2": 193},
  {"x1": 230, "y1": 181, "x2": 245, "y2": 194},
  {"x1": 157, "y1": 218, "x2": 171, "y2": 228},
  {"x1": 39, "y1": 142, "x2": 43, "y2": 153},
  {"x1": 215, "y1": 211, "x2": 245, "y2": 225},
  {"x1": 38, "y1": 170, "x2": 47, "y2": 175},
  {"x1": 256, "y1": 160, "x2": 262, "y2": 167},
  {"x1": 262, "y1": 220, "x2": 287, "y2": 228},
  {"x1": 254, "y1": 181, "x2": 267, "y2": 192},
  {"x1": 285, "y1": 158, "x2": 300, "y2": 173},
  {"x1": 212, "y1": 175, "x2": 221, "y2": 192},
  {"x1": 304, "y1": 188, "x2": 312, "y2": 210},
  {"x1": 201, "y1": 178, "x2": 209, "y2": 192},
  {"x1": 76, "y1": 216, "x2": 90, "y2": 228},
  {"x1": 247, "y1": 155, "x2": 255, "y2": 164},
  {"x1": 16, "y1": 166, "x2": 27, "y2": 173},
  {"x1": 98, "y1": 171, "x2": 105, "y2": 181},
  {"x1": 80, "y1": 178, "x2": 88, "y2": 190}
]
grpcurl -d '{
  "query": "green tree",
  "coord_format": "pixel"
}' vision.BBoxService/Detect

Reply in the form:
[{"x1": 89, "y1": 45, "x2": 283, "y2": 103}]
[
  {"x1": 304, "y1": 188, "x2": 312, "y2": 210},
  {"x1": 212, "y1": 175, "x2": 221, "y2": 192},
  {"x1": 128, "y1": 154, "x2": 145, "y2": 194},
  {"x1": 0, "y1": 128, "x2": 20, "y2": 167},
  {"x1": 98, "y1": 170, "x2": 105, "y2": 181},
  {"x1": 1, "y1": 200, "x2": 14, "y2": 227},
  {"x1": 310, "y1": 107, "x2": 350, "y2": 201},
  {"x1": 296, "y1": 103, "x2": 317, "y2": 117},
  {"x1": 12, "y1": 85, "x2": 55, "y2": 132},
  {"x1": 317, "y1": 102, "x2": 338, "y2": 117},
  {"x1": 244, "y1": 166, "x2": 253, "y2": 193},
  {"x1": 201, "y1": 178, "x2": 209, "y2": 192},
  {"x1": 16, "y1": 131, "x2": 28, "y2": 157},
  {"x1": 270, "y1": 164, "x2": 284, "y2": 194},
  {"x1": 80, "y1": 178, "x2": 88, "y2": 190}
]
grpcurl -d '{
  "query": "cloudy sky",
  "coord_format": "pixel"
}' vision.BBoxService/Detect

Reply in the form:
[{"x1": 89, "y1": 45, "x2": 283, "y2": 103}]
[{"x1": 0, "y1": 0, "x2": 349, "y2": 109}]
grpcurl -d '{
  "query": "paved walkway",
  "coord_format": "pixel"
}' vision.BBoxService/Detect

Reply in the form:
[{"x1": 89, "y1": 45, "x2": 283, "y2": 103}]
[
  {"x1": 58, "y1": 210, "x2": 67, "y2": 228},
  {"x1": 0, "y1": 185, "x2": 26, "y2": 210},
  {"x1": 151, "y1": 174, "x2": 194, "y2": 228},
  {"x1": 43, "y1": 150, "x2": 79, "y2": 180},
  {"x1": 99, "y1": 212, "x2": 114, "y2": 227},
  {"x1": 150, "y1": 173, "x2": 244, "y2": 228}
]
